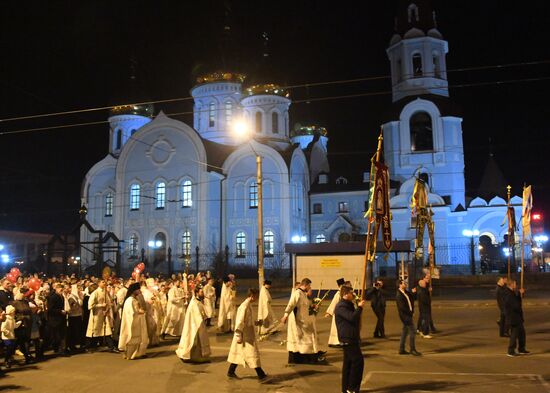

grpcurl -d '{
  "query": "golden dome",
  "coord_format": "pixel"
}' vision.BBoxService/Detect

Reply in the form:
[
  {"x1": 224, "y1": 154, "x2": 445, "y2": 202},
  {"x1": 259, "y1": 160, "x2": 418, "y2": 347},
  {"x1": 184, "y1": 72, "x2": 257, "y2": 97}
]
[
  {"x1": 244, "y1": 83, "x2": 289, "y2": 98},
  {"x1": 195, "y1": 71, "x2": 246, "y2": 85},
  {"x1": 109, "y1": 103, "x2": 154, "y2": 117},
  {"x1": 292, "y1": 125, "x2": 328, "y2": 137}
]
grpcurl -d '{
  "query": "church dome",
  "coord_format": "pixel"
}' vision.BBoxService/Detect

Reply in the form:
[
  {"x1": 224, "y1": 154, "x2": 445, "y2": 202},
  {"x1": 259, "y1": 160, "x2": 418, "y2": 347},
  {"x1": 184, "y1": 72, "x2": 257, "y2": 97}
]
[
  {"x1": 109, "y1": 102, "x2": 154, "y2": 117},
  {"x1": 194, "y1": 70, "x2": 246, "y2": 86},
  {"x1": 427, "y1": 28, "x2": 443, "y2": 39},
  {"x1": 403, "y1": 27, "x2": 426, "y2": 39},
  {"x1": 389, "y1": 33, "x2": 402, "y2": 45},
  {"x1": 244, "y1": 83, "x2": 289, "y2": 98}
]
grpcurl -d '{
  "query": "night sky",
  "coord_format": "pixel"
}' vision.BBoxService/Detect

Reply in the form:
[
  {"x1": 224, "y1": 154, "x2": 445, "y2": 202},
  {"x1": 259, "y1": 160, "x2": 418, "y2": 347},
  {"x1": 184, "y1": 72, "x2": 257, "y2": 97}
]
[{"x1": 1, "y1": 0, "x2": 549, "y2": 234}]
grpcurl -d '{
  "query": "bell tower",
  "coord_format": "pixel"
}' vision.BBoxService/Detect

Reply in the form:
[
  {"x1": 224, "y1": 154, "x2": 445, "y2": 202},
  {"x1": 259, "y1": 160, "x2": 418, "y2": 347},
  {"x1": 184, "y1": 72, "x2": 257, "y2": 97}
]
[{"x1": 387, "y1": 0, "x2": 449, "y2": 103}]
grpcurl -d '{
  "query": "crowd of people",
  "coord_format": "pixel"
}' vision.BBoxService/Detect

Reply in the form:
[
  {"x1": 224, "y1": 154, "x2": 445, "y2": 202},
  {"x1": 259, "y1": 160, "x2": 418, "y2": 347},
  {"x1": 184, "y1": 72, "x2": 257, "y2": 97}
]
[{"x1": 0, "y1": 269, "x2": 530, "y2": 392}]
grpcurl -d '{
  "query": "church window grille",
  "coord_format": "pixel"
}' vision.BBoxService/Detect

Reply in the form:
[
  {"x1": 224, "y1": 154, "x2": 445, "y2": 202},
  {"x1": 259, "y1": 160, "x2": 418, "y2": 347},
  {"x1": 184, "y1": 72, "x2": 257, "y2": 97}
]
[
  {"x1": 225, "y1": 100, "x2": 233, "y2": 125},
  {"x1": 338, "y1": 202, "x2": 349, "y2": 213},
  {"x1": 156, "y1": 182, "x2": 166, "y2": 209},
  {"x1": 130, "y1": 184, "x2": 140, "y2": 210},
  {"x1": 209, "y1": 102, "x2": 216, "y2": 127},
  {"x1": 313, "y1": 203, "x2": 322, "y2": 214},
  {"x1": 115, "y1": 129, "x2": 122, "y2": 150},
  {"x1": 316, "y1": 234, "x2": 326, "y2": 243},
  {"x1": 410, "y1": 111, "x2": 434, "y2": 151},
  {"x1": 181, "y1": 231, "x2": 191, "y2": 257},
  {"x1": 264, "y1": 230, "x2": 274, "y2": 256},
  {"x1": 182, "y1": 180, "x2": 192, "y2": 207},
  {"x1": 105, "y1": 192, "x2": 113, "y2": 217},
  {"x1": 129, "y1": 234, "x2": 139, "y2": 258},
  {"x1": 249, "y1": 182, "x2": 258, "y2": 208},
  {"x1": 236, "y1": 232, "x2": 246, "y2": 257},
  {"x1": 255, "y1": 112, "x2": 262, "y2": 133},
  {"x1": 272, "y1": 112, "x2": 279, "y2": 133},
  {"x1": 413, "y1": 53, "x2": 423, "y2": 77}
]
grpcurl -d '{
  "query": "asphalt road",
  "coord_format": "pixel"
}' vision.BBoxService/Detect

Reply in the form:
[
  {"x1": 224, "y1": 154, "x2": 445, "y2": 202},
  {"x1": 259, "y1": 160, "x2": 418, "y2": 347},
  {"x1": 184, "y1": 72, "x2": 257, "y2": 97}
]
[{"x1": 1, "y1": 295, "x2": 549, "y2": 393}]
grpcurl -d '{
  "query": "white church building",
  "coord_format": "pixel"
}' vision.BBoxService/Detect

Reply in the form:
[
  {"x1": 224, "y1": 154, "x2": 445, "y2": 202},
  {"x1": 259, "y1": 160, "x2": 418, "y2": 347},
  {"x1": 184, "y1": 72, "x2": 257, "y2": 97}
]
[{"x1": 80, "y1": 1, "x2": 525, "y2": 275}]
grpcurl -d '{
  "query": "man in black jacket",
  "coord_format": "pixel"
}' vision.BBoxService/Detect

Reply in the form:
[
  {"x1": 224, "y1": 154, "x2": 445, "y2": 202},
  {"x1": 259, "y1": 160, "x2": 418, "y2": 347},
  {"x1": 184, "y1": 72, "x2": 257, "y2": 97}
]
[
  {"x1": 0, "y1": 279, "x2": 14, "y2": 310},
  {"x1": 396, "y1": 279, "x2": 421, "y2": 356},
  {"x1": 47, "y1": 283, "x2": 67, "y2": 355},
  {"x1": 334, "y1": 285, "x2": 365, "y2": 393},
  {"x1": 365, "y1": 278, "x2": 386, "y2": 338},
  {"x1": 505, "y1": 280, "x2": 529, "y2": 357},
  {"x1": 496, "y1": 277, "x2": 509, "y2": 337}
]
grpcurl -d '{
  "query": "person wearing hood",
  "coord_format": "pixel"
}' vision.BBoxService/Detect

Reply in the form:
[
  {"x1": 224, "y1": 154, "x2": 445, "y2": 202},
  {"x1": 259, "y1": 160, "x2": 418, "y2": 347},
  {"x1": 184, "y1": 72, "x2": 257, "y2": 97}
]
[{"x1": 118, "y1": 283, "x2": 148, "y2": 359}]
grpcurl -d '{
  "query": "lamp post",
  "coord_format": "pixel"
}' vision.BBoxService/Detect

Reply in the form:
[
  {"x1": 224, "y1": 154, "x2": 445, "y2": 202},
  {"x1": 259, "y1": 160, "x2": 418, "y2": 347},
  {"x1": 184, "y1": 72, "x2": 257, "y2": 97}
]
[
  {"x1": 463, "y1": 229, "x2": 479, "y2": 275},
  {"x1": 233, "y1": 119, "x2": 265, "y2": 289}
]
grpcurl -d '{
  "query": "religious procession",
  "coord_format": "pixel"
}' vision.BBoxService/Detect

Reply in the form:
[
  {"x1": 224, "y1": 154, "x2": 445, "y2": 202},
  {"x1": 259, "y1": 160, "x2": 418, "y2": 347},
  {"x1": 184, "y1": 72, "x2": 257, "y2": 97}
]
[{"x1": 0, "y1": 132, "x2": 537, "y2": 393}]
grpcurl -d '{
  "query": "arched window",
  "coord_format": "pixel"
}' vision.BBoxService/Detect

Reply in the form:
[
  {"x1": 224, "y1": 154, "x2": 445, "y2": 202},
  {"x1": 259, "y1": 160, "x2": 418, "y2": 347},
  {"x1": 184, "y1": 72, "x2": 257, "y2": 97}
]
[
  {"x1": 264, "y1": 230, "x2": 274, "y2": 256},
  {"x1": 129, "y1": 234, "x2": 139, "y2": 258},
  {"x1": 115, "y1": 129, "x2": 122, "y2": 150},
  {"x1": 225, "y1": 100, "x2": 233, "y2": 125},
  {"x1": 105, "y1": 192, "x2": 113, "y2": 217},
  {"x1": 249, "y1": 182, "x2": 258, "y2": 208},
  {"x1": 181, "y1": 231, "x2": 191, "y2": 256},
  {"x1": 408, "y1": 3, "x2": 419, "y2": 22},
  {"x1": 182, "y1": 180, "x2": 192, "y2": 207},
  {"x1": 156, "y1": 182, "x2": 166, "y2": 209},
  {"x1": 255, "y1": 112, "x2": 262, "y2": 133},
  {"x1": 316, "y1": 234, "x2": 326, "y2": 243},
  {"x1": 410, "y1": 111, "x2": 433, "y2": 151},
  {"x1": 432, "y1": 54, "x2": 441, "y2": 78},
  {"x1": 236, "y1": 232, "x2": 246, "y2": 257},
  {"x1": 412, "y1": 53, "x2": 423, "y2": 77},
  {"x1": 152, "y1": 232, "x2": 167, "y2": 264},
  {"x1": 130, "y1": 184, "x2": 140, "y2": 210},
  {"x1": 271, "y1": 112, "x2": 279, "y2": 133},
  {"x1": 209, "y1": 102, "x2": 216, "y2": 127}
]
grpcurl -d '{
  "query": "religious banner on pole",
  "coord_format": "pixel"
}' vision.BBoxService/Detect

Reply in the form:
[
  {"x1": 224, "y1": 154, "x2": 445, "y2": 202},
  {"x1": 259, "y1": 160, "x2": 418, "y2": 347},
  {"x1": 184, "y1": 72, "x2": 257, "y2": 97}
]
[
  {"x1": 521, "y1": 185, "x2": 533, "y2": 239},
  {"x1": 411, "y1": 176, "x2": 436, "y2": 271}
]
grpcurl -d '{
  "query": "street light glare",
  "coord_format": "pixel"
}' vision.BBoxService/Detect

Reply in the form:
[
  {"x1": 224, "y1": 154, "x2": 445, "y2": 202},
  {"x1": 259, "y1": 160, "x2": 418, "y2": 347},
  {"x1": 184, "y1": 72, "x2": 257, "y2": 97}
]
[{"x1": 232, "y1": 118, "x2": 249, "y2": 138}]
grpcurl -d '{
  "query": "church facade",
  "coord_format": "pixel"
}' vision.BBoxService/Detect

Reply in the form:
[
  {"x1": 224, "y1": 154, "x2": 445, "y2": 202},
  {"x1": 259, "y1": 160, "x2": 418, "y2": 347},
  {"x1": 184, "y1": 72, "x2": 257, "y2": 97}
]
[{"x1": 81, "y1": 1, "x2": 525, "y2": 275}]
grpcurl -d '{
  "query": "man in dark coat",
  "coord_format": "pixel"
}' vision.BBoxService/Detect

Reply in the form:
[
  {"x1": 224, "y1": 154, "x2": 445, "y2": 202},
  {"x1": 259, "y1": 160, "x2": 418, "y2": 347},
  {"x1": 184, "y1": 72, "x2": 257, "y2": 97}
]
[
  {"x1": 396, "y1": 279, "x2": 421, "y2": 356},
  {"x1": 505, "y1": 280, "x2": 529, "y2": 356},
  {"x1": 0, "y1": 279, "x2": 14, "y2": 310},
  {"x1": 13, "y1": 288, "x2": 34, "y2": 363},
  {"x1": 47, "y1": 283, "x2": 67, "y2": 355},
  {"x1": 334, "y1": 285, "x2": 365, "y2": 393},
  {"x1": 416, "y1": 278, "x2": 432, "y2": 339},
  {"x1": 365, "y1": 278, "x2": 386, "y2": 338},
  {"x1": 496, "y1": 277, "x2": 510, "y2": 337}
]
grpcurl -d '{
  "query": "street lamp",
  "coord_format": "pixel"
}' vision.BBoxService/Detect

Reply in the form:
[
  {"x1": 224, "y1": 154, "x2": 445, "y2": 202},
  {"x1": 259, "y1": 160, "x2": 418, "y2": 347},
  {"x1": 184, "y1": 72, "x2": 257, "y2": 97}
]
[
  {"x1": 463, "y1": 229, "x2": 479, "y2": 275},
  {"x1": 232, "y1": 118, "x2": 265, "y2": 289}
]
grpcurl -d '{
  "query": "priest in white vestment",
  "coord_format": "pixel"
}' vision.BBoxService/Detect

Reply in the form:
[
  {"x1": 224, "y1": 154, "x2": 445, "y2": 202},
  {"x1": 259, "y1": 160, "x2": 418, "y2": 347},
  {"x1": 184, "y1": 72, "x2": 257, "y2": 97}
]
[
  {"x1": 281, "y1": 278, "x2": 325, "y2": 364},
  {"x1": 142, "y1": 278, "x2": 160, "y2": 346},
  {"x1": 227, "y1": 288, "x2": 267, "y2": 380},
  {"x1": 118, "y1": 283, "x2": 148, "y2": 359},
  {"x1": 258, "y1": 280, "x2": 278, "y2": 336},
  {"x1": 325, "y1": 278, "x2": 346, "y2": 347},
  {"x1": 162, "y1": 280, "x2": 186, "y2": 337},
  {"x1": 175, "y1": 287, "x2": 211, "y2": 363},
  {"x1": 217, "y1": 277, "x2": 236, "y2": 333},
  {"x1": 86, "y1": 280, "x2": 118, "y2": 351},
  {"x1": 202, "y1": 278, "x2": 216, "y2": 326}
]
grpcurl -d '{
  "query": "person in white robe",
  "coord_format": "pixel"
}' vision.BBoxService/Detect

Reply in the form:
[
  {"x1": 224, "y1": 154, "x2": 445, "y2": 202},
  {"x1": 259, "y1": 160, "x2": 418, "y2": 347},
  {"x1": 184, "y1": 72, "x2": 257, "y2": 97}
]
[
  {"x1": 258, "y1": 280, "x2": 278, "y2": 336},
  {"x1": 175, "y1": 287, "x2": 211, "y2": 363},
  {"x1": 281, "y1": 278, "x2": 325, "y2": 364},
  {"x1": 118, "y1": 283, "x2": 148, "y2": 359},
  {"x1": 227, "y1": 288, "x2": 267, "y2": 381},
  {"x1": 86, "y1": 279, "x2": 119, "y2": 352},
  {"x1": 162, "y1": 280, "x2": 186, "y2": 337},
  {"x1": 217, "y1": 277, "x2": 236, "y2": 333},
  {"x1": 142, "y1": 278, "x2": 160, "y2": 346},
  {"x1": 325, "y1": 278, "x2": 346, "y2": 347},
  {"x1": 202, "y1": 278, "x2": 216, "y2": 326}
]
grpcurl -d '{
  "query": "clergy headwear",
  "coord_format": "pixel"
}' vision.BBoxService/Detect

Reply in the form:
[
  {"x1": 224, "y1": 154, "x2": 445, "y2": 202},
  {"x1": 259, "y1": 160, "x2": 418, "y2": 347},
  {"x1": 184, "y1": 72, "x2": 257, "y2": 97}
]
[
  {"x1": 223, "y1": 276, "x2": 231, "y2": 283},
  {"x1": 124, "y1": 283, "x2": 141, "y2": 303},
  {"x1": 264, "y1": 280, "x2": 272, "y2": 285},
  {"x1": 336, "y1": 278, "x2": 345, "y2": 287}
]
